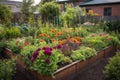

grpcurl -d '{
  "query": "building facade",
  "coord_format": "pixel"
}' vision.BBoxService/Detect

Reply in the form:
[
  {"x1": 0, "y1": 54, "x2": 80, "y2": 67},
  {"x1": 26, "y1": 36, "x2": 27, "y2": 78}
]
[
  {"x1": 1, "y1": 0, "x2": 21, "y2": 13},
  {"x1": 80, "y1": 0, "x2": 120, "y2": 16}
]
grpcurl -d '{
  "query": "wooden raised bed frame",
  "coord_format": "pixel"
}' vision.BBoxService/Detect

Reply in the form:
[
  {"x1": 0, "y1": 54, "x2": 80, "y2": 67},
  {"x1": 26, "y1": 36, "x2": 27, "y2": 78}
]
[{"x1": 4, "y1": 46, "x2": 117, "y2": 80}]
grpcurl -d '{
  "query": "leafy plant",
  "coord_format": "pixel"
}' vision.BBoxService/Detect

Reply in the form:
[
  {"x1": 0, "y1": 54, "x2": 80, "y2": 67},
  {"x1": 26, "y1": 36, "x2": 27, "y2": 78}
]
[
  {"x1": 71, "y1": 46, "x2": 96, "y2": 61},
  {"x1": 104, "y1": 52, "x2": 120, "y2": 80},
  {"x1": 0, "y1": 41, "x2": 7, "y2": 57},
  {"x1": 5, "y1": 27, "x2": 21, "y2": 39},
  {"x1": 20, "y1": 45, "x2": 38, "y2": 67},
  {"x1": 30, "y1": 47, "x2": 59, "y2": 76},
  {"x1": 0, "y1": 59, "x2": 16, "y2": 80}
]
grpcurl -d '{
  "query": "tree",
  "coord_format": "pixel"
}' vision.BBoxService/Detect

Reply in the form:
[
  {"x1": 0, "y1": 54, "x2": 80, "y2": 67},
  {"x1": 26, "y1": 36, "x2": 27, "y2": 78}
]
[
  {"x1": 40, "y1": 2, "x2": 60, "y2": 23},
  {"x1": 21, "y1": 0, "x2": 36, "y2": 23},
  {"x1": 40, "y1": 0, "x2": 55, "y2": 5},
  {"x1": 0, "y1": 3, "x2": 12, "y2": 26}
]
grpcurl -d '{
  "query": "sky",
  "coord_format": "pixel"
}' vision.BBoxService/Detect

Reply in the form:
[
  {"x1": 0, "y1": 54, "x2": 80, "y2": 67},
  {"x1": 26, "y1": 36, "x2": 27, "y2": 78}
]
[{"x1": 9, "y1": 0, "x2": 41, "y2": 5}]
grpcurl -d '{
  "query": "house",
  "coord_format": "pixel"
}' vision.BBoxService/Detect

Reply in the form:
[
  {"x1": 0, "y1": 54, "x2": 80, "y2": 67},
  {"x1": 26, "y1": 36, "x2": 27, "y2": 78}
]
[
  {"x1": 1, "y1": 0, "x2": 22, "y2": 13},
  {"x1": 56, "y1": 0, "x2": 91, "y2": 11},
  {"x1": 80, "y1": 0, "x2": 120, "y2": 16}
]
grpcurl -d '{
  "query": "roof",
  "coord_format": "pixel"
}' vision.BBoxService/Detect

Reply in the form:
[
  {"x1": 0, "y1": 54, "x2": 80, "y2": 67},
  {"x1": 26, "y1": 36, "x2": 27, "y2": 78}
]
[
  {"x1": 80, "y1": 0, "x2": 120, "y2": 6},
  {"x1": 56, "y1": 0, "x2": 88, "y2": 3},
  {"x1": 1, "y1": 0, "x2": 22, "y2": 4}
]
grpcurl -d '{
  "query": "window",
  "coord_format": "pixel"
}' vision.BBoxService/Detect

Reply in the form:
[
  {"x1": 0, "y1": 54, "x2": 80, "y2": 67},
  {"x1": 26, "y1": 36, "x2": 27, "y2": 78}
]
[{"x1": 104, "y1": 7, "x2": 112, "y2": 16}]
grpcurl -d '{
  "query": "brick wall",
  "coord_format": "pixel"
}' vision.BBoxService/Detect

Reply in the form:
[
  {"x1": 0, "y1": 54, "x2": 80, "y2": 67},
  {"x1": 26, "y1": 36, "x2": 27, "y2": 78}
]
[{"x1": 84, "y1": 4, "x2": 120, "y2": 16}]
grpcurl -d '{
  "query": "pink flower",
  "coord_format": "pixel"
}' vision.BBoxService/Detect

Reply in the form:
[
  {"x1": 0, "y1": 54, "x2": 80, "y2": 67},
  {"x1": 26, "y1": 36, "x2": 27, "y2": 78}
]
[
  {"x1": 99, "y1": 33, "x2": 104, "y2": 36},
  {"x1": 90, "y1": 33, "x2": 95, "y2": 37},
  {"x1": 45, "y1": 58, "x2": 50, "y2": 64}
]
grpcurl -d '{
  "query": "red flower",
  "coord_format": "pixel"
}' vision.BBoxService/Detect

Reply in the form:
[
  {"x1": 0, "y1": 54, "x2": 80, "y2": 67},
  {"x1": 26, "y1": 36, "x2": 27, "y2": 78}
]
[
  {"x1": 18, "y1": 46, "x2": 22, "y2": 49},
  {"x1": 45, "y1": 58, "x2": 50, "y2": 64},
  {"x1": 24, "y1": 40, "x2": 29, "y2": 46},
  {"x1": 16, "y1": 40, "x2": 19, "y2": 45}
]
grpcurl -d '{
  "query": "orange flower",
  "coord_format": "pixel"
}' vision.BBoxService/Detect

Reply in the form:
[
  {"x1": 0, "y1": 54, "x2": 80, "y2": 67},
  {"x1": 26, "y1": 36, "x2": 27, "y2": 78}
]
[
  {"x1": 46, "y1": 35, "x2": 50, "y2": 38},
  {"x1": 50, "y1": 29, "x2": 55, "y2": 33},
  {"x1": 58, "y1": 39, "x2": 67, "y2": 45},
  {"x1": 39, "y1": 33, "x2": 45, "y2": 37},
  {"x1": 39, "y1": 39, "x2": 44, "y2": 42},
  {"x1": 51, "y1": 39, "x2": 57, "y2": 42}
]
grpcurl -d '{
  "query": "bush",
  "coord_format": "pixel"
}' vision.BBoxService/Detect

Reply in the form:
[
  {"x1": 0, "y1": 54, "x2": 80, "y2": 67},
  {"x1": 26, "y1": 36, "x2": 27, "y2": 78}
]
[
  {"x1": 0, "y1": 3, "x2": 12, "y2": 26},
  {"x1": 0, "y1": 59, "x2": 16, "y2": 80},
  {"x1": 0, "y1": 27, "x2": 6, "y2": 40},
  {"x1": 40, "y1": 2, "x2": 60, "y2": 22},
  {"x1": 103, "y1": 20, "x2": 120, "y2": 33},
  {"x1": 104, "y1": 52, "x2": 120, "y2": 80},
  {"x1": 5, "y1": 27, "x2": 21, "y2": 39}
]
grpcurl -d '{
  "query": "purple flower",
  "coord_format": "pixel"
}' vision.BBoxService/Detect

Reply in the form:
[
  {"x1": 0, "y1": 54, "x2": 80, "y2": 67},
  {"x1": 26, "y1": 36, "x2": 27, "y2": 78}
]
[
  {"x1": 57, "y1": 44, "x2": 62, "y2": 49},
  {"x1": 30, "y1": 51, "x2": 39, "y2": 62},
  {"x1": 53, "y1": 44, "x2": 62, "y2": 49},
  {"x1": 44, "y1": 50, "x2": 52, "y2": 56},
  {"x1": 36, "y1": 48, "x2": 41, "y2": 51},
  {"x1": 42, "y1": 47, "x2": 52, "y2": 51},
  {"x1": 45, "y1": 58, "x2": 50, "y2": 64}
]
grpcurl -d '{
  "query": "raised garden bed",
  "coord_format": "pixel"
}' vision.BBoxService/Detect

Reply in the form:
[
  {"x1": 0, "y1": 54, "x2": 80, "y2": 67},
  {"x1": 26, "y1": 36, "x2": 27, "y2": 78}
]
[{"x1": 4, "y1": 46, "x2": 117, "y2": 80}]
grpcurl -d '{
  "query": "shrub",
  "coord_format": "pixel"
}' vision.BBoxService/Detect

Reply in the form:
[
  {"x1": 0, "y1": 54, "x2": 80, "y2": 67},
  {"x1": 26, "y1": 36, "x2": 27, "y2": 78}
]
[
  {"x1": 104, "y1": 52, "x2": 120, "y2": 80},
  {"x1": 0, "y1": 59, "x2": 16, "y2": 80},
  {"x1": 103, "y1": 20, "x2": 120, "y2": 33},
  {"x1": 0, "y1": 3, "x2": 12, "y2": 26},
  {"x1": 0, "y1": 27, "x2": 6, "y2": 40},
  {"x1": 40, "y1": 2, "x2": 60, "y2": 22},
  {"x1": 5, "y1": 27, "x2": 21, "y2": 39}
]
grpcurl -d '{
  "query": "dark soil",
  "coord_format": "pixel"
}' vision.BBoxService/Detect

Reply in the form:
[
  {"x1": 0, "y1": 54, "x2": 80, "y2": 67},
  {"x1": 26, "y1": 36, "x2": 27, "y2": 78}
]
[{"x1": 13, "y1": 52, "x2": 116, "y2": 80}]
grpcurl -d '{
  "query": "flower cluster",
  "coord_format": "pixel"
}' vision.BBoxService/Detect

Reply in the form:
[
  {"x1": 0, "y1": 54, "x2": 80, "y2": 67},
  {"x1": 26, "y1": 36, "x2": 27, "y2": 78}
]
[{"x1": 30, "y1": 45, "x2": 62, "y2": 64}]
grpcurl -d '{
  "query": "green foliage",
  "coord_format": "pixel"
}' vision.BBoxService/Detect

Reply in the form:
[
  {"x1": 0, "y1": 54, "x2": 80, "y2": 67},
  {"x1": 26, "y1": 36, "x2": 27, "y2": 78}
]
[
  {"x1": 31, "y1": 49, "x2": 59, "y2": 76},
  {"x1": 6, "y1": 39, "x2": 21, "y2": 54},
  {"x1": 5, "y1": 27, "x2": 21, "y2": 39},
  {"x1": 0, "y1": 41, "x2": 7, "y2": 54},
  {"x1": 0, "y1": 3, "x2": 12, "y2": 26},
  {"x1": 40, "y1": 2, "x2": 60, "y2": 22},
  {"x1": 40, "y1": 0, "x2": 55, "y2": 4},
  {"x1": 60, "y1": 5, "x2": 83, "y2": 27},
  {"x1": 0, "y1": 59, "x2": 16, "y2": 80},
  {"x1": 71, "y1": 46, "x2": 96, "y2": 61},
  {"x1": 82, "y1": 34, "x2": 109, "y2": 51},
  {"x1": 21, "y1": 0, "x2": 36, "y2": 23},
  {"x1": 58, "y1": 53, "x2": 72, "y2": 64},
  {"x1": 0, "y1": 27, "x2": 6, "y2": 40},
  {"x1": 104, "y1": 52, "x2": 120, "y2": 80},
  {"x1": 103, "y1": 20, "x2": 120, "y2": 33},
  {"x1": 20, "y1": 45, "x2": 38, "y2": 67}
]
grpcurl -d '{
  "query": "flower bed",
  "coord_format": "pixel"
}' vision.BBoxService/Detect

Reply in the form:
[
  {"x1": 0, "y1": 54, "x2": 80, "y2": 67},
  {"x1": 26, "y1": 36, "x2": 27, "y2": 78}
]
[
  {"x1": 28, "y1": 46, "x2": 116, "y2": 80},
  {"x1": 4, "y1": 46, "x2": 117, "y2": 80}
]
